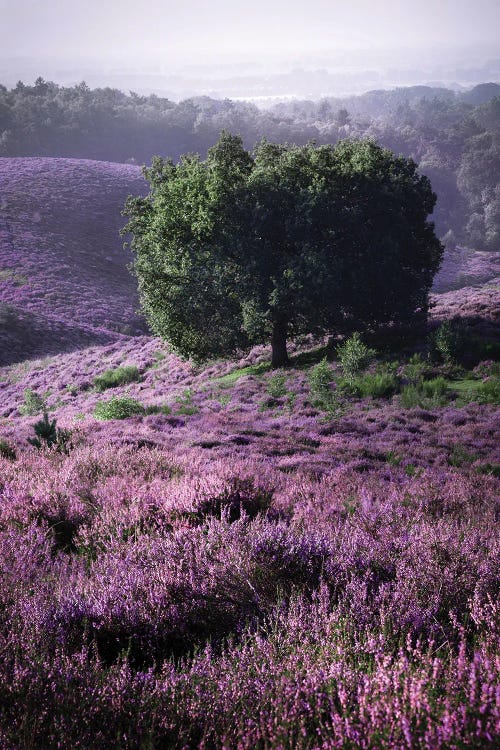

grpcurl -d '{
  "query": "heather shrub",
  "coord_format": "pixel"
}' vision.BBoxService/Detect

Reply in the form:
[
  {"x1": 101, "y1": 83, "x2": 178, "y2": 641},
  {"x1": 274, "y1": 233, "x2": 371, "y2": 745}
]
[
  {"x1": 194, "y1": 476, "x2": 273, "y2": 523},
  {"x1": 19, "y1": 387, "x2": 47, "y2": 416},
  {"x1": 336, "y1": 332, "x2": 375, "y2": 383},
  {"x1": 94, "y1": 365, "x2": 140, "y2": 391},
  {"x1": 93, "y1": 396, "x2": 145, "y2": 420}
]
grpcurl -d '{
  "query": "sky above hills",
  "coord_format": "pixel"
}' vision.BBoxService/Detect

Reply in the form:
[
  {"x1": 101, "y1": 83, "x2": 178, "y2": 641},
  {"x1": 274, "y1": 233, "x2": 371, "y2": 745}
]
[
  {"x1": 0, "y1": 0, "x2": 499, "y2": 99},
  {"x1": 1, "y1": 0, "x2": 499, "y2": 64}
]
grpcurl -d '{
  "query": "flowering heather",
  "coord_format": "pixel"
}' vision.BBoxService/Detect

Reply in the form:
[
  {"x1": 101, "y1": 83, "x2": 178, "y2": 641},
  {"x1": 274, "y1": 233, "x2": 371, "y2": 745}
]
[
  {"x1": 0, "y1": 158, "x2": 499, "y2": 748},
  {"x1": 0, "y1": 327, "x2": 499, "y2": 748},
  {"x1": 433, "y1": 246, "x2": 499, "y2": 293},
  {"x1": 0, "y1": 157, "x2": 147, "y2": 365}
]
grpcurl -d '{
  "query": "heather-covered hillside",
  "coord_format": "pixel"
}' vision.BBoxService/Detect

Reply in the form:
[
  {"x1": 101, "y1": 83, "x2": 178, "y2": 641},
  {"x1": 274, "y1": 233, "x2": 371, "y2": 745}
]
[
  {"x1": 0, "y1": 148, "x2": 499, "y2": 750},
  {"x1": 0, "y1": 276, "x2": 499, "y2": 746},
  {"x1": 0, "y1": 157, "x2": 147, "y2": 364}
]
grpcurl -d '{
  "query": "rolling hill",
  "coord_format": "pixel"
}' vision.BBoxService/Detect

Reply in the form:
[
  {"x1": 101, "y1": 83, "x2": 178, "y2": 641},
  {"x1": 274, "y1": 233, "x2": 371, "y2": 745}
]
[{"x1": 0, "y1": 157, "x2": 148, "y2": 365}]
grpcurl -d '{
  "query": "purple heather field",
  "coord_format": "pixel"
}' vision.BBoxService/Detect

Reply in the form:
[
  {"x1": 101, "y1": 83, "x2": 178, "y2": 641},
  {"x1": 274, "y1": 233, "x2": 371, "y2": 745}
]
[{"x1": 0, "y1": 157, "x2": 499, "y2": 748}]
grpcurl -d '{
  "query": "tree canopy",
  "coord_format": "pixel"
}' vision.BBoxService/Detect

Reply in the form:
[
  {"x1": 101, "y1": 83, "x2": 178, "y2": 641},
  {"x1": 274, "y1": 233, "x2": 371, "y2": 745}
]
[{"x1": 123, "y1": 133, "x2": 443, "y2": 366}]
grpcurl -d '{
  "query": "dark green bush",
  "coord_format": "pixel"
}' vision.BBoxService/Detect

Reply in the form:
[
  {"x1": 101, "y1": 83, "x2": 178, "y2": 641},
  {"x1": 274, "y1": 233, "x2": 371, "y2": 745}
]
[
  {"x1": 28, "y1": 412, "x2": 72, "y2": 452},
  {"x1": 94, "y1": 365, "x2": 140, "y2": 391},
  {"x1": 93, "y1": 396, "x2": 145, "y2": 420}
]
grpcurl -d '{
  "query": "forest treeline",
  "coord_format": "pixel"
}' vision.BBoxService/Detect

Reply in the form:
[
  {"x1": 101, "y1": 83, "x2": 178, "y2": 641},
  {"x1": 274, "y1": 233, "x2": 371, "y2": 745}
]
[{"x1": 1, "y1": 78, "x2": 499, "y2": 250}]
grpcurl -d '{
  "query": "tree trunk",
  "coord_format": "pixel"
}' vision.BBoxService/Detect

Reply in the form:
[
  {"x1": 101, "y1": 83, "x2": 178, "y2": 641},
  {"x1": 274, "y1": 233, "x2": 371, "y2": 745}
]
[{"x1": 271, "y1": 318, "x2": 289, "y2": 368}]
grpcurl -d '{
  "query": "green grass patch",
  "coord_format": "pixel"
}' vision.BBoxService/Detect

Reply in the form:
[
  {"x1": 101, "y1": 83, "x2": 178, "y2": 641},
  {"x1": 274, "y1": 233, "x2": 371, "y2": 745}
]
[
  {"x1": 215, "y1": 362, "x2": 270, "y2": 388},
  {"x1": 94, "y1": 365, "x2": 141, "y2": 391}
]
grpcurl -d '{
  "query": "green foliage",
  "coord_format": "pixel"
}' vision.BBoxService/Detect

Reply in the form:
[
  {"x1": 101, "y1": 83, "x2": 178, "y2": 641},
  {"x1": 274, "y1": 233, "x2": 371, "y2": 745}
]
[
  {"x1": 308, "y1": 358, "x2": 333, "y2": 402},
  {"x1": 402, "y1": 353, "x2": 431, "y2": 384},
  {"x1": 175, "y1": 389, "x2": 199, "y2": 415},
  {"x1": 421, "y1": 377, "x2": 449, "y2": 399},
  {"x1": 93, "y1": 397, "x2": 145, "y2": 421},
  {"x1": 448, "y1": 444, "x2": 478, "y2": 468},
  {"x1": 385, "y1": 451, "x2": 402, "y2": 466},
  {"x1": 400, "y1": 384, "x2": 422, "y2": 408},
  {"x1": 350, "y1": 372, "x2": 399, "y2": 399},
  {"x1": 308, "y1": 358, "x2": 344, "y2": 418},
  {"x1": 19, "y1": 388, "x2": 46, "y2": 416},
  {"x1": 267, "y1": 373, "x2": 287, "y2": 398},
  {"x1": 215, "y1": 362, "x2": 270, "y2": 388},
  {"x1": 432, "y1": 320, "x2": 465, "y2": 364},
  {"x1": 476, "y1": 463, "x2": 500, "y2": 478},
  {"x1": 336, "y1": 333, "x2": 375, "y2": 384},
  {"x1": 144, "y1": 404, "x2": 172, "y2": 416},
  {"x1": 94, "y1": 365, "x2": 140, "y2": 391},
  {"x1": 400, "y1": 377, "x2": 451, "y2": 408},
  {"x1": 28, "y1": 412, "x2": 71, "y2": 452},
  {"x1": 474, "y1": 376, "x2": 500, "y2": 405},
  {"x1": 123, "y1": 133, "x2": 442, "y2": 366},
  {"x1": 0, "y1": 438, "x2": 16, "y2": 460}
]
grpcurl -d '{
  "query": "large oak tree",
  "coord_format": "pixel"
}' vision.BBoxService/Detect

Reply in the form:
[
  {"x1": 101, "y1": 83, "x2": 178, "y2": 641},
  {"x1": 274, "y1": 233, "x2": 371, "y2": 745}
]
[{"x1": 123, "y1": 133, "x2": 443, "y2": 366}]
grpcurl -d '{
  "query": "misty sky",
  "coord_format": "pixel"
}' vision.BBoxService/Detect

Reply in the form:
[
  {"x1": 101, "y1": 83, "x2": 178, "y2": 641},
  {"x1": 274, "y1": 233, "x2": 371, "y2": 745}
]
[{"x1": 1, "y1": 0, "x2": 499, "y2": 67}]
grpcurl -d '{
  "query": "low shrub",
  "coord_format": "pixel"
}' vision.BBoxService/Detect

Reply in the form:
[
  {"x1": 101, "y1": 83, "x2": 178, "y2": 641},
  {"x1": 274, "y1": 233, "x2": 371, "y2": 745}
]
[
  {"x1": 402, "y1": 353, "x2": 432, "y2": 384},
  {"x1": 421, "y1": 377, "x2": 449, "y2": 400},
  {"x1": 19, "y1": 388, "x2": 47, "y2": 416},
  {"x1": 350, "y1": 372, "x2": 399, "y2": 399},
  {"x1": 336, "y1": 333, "x2": 375, "y2": 384},
  {"x1": 401, "y1": 377, "x2": 451, "y2": 408},
  {"x1": 308, "y1": 359, "x2": 344, "y2": 418},
  {"x1": 400, "y1": 384, "x2": 423, "y2": 408},
  {"x1": 267, "y1": 373, "x2": 287, "y2": 398},
  {"x1": 94, "y1": 365, "x2": 140, "y2": 391},
  {"x1": 475, "y1": 376, "x2": 500, "y2": 405},
  {"x1": 432, "y1": 320, "x2": 466, "y2": 364},
  {"x1": 93, "y1": 396, "x2": 145, "y2": 420}
]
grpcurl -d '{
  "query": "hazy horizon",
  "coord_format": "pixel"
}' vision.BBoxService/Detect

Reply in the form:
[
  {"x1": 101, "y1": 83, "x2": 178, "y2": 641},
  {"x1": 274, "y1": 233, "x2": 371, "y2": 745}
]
[{"x1": 1, "y1": 0, "x2": 499, "y2": 100}]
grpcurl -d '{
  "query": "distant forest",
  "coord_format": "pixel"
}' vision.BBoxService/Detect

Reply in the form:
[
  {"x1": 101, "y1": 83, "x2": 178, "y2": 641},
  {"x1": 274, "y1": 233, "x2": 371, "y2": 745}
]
[{"x1": 1, "y1": 78, "x2": 499, "y2": 251}]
